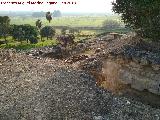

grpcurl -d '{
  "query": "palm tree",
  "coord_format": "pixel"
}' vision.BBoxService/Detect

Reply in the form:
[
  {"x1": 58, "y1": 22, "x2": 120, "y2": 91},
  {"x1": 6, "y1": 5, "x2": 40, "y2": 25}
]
[
  {"x1": 36, "y1": 19, "x2": 42, "y2": 29},
  {"x1": 46, "y1": 12, "x2": 52, "y2": 23},
  {"x1": 0, "y1": 16, "x2": 10, "y2": 45}
]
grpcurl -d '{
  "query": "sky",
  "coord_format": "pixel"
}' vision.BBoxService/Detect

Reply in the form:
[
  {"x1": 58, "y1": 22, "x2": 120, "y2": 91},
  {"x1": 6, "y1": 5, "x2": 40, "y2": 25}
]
[{"x1": 0, "y1": 0, "x2": 114, "y2": 13}]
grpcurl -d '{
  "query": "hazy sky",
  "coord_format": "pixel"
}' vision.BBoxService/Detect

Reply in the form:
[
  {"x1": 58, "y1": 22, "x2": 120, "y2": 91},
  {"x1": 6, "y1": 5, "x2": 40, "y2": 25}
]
[{"x1": 0, "y1": 0, "x2": 114, "y2": 13}]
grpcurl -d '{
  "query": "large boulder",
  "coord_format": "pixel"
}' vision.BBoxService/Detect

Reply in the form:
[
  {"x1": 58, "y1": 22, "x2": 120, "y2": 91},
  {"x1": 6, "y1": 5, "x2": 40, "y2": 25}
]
[
  {"x1": 65, "y1": 55, "x2": 89, "y2": 64},
  {"x1": 79, "y1": 57, "x2": 103, "y2": 72},
  {"x1": 41, "y1": 46, "x2": 63, "y2": 59}
]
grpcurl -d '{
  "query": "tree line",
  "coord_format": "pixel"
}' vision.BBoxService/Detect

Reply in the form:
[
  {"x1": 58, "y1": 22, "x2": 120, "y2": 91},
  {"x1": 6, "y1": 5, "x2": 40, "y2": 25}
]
[
  {"x1": 0, "y1": 14, "x2": 81, "y2": 45},
  {"x1": 32, "y1": 10, "x2": 62, "y2": 18},
  {"x1": 0, "y1": 16, "x2": 57, "y2": 45}
]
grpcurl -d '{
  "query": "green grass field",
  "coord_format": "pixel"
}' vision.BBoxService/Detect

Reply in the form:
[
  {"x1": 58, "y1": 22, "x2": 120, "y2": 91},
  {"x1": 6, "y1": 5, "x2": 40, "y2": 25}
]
[
  {"x1": 10, "y1": 16, "x2": 122, "y2": 27},
  {"x1": 0, "y1": 37, "x2": 58, "y2": 50}
]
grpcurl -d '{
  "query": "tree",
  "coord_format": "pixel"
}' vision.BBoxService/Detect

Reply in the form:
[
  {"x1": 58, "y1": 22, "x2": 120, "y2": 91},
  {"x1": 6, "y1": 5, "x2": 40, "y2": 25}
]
[
  {"x1": 40, "y1": 26, "x2": 56, "y2": 40},
  {"x1": 53, "y1": 10, "x2": 62, "y2": 17},
  {"x1": 112, "y1": 0, "x2": 160, "y2": 41},
  {"x1": 17, "y1": 27, "x2": 25, "y2": 44},
  {"x1": 46, "y1": 12, "x2": 52, "y2": 23},
  {"x1": 10, "y1": 25, "x2": 22, "y2": 41},
  {"x1": 36, "y1": 19, "x2": 42, "y2": 29},
  {"x1": 22, "y1": 24, "x2": 38, "y2": 43},
  {"x1": 0, "y1": 16, "x2": 10, "y2": 45},
  {"x1": 11, "y1": 24, "x2": 38, "y2": 44}
]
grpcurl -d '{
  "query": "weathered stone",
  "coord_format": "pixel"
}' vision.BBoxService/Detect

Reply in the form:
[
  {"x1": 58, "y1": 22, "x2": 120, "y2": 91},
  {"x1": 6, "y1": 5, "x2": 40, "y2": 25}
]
[
  {"x1": 79, "y1": 58, "x2": 103, "y2": 72},
  {"x1": 131, "y1": 78, "x2": 146, "y2": 91},
  {"x1": 41, "y1": 46, "x2": 64, "y2": 59},
  {"x1": 152, "y1": 65, "x2": 160, "y2": 71},
  {"x1": 132, "y1": 57, "x2": 140, "y2": 64},
  {"x1": 119, "y1": 69, "x2": 133, "y2": 84},
  {"x1": 140, "y1": 57, "x2": 149, "y2": 66},
  {"x1": 148, "y1": 81, "x2": 160, "y2": 95},
  {"x1": 65, "y1": 55, "x2": 89, "y2": 63},
  {"x1": 95, "y1": 48, "x2": 101, "y2": 53}
]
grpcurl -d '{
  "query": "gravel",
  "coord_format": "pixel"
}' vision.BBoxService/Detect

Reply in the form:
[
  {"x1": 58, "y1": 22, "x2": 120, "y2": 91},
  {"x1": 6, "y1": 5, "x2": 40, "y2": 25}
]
[{"x1": 0, "y1": 52, "x2": 160, "y2": 120}]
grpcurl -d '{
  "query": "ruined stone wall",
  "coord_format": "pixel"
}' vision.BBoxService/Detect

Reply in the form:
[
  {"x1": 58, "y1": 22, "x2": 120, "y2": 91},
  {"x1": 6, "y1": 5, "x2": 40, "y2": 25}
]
[{"x1": 102, "y1": 56, "x2": 160, "y2": 95}]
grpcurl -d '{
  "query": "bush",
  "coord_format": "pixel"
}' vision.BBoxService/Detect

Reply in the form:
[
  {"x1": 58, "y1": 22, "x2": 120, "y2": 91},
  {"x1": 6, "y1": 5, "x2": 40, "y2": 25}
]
[
  {"x1": 61, "y1": 28, "x2": 67, "y2": 35},
  {"x1": 40, "y1": 26, "x2": 56, "y2": 40},
  {"x1": 10, "y1": 24, "x2": 38, "y2": 43},
  {"x1": 29, "y1": 36, "x2": 38, "y2": 44},
  {"x1": 102, "y1": 20, "x2": 121, "y2": 29}
]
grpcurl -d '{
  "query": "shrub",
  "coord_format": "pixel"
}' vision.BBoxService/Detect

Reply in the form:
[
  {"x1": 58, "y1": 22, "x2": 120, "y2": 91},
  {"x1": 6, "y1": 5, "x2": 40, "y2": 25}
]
[
  {"x1": 61, "y1": 28, "x2": 67, "y2": 35},
  {"x1": 40, "y1": 26, "x2": 56, "y2": 40},
  {"x1": 102, "y1": 19, "x2": 121, "y2": 29},
  {"x1": 29, "y1": 36, "x2": 38, "y2": 44},
  {"x1": 10, "y1": 24, "x2": 38, "y2": 43}
]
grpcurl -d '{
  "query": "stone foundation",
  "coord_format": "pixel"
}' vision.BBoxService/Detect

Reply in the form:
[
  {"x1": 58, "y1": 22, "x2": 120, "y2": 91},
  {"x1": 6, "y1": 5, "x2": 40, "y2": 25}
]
[{"x1": 102, "y1": 57, "x2": 160, "y2": 95}]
